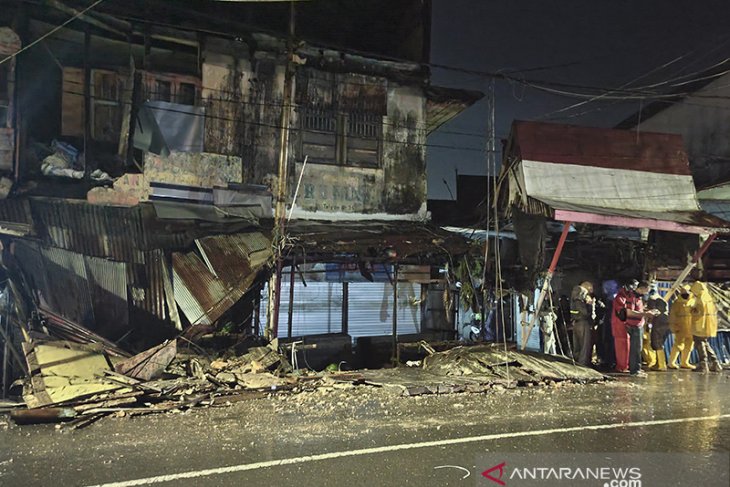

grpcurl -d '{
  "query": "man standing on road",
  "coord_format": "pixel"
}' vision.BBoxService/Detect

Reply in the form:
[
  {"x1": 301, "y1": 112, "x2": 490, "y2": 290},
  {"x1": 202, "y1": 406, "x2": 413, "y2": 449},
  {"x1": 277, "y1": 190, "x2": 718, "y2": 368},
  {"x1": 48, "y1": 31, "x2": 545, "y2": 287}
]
[
  {"x1": 613, "y1": 280, "x2": 656, "y2": 376},
  {"x1": 570, "y1": 281, "x2": 594, "y2": 366}
]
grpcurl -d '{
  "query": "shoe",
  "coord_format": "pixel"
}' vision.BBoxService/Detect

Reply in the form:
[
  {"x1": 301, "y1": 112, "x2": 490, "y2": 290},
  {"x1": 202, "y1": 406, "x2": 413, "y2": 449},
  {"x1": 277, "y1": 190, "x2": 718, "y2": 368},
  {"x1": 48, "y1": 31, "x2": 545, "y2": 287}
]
[
  {"x1": 613, "y1": 368, "x2": 629, "y2": 374},
  {"x1": 630, "y1": 371, "x2": 648, "y2": 377},
  {"x1": 650, "y1": 366, "x2": 667, "y2": 372},
  {"x1": 668, "y1": 364, "x2": 680, "y2": 370},
  {"x1": 709, "y1": 363, "x2": 723, "y2": 373},
  {"x1": 680, "y1": 364, "x2": 696, "y2": 370},
  {"x1": 693, "y1": 364, "x2": 709, "y2": 374}
]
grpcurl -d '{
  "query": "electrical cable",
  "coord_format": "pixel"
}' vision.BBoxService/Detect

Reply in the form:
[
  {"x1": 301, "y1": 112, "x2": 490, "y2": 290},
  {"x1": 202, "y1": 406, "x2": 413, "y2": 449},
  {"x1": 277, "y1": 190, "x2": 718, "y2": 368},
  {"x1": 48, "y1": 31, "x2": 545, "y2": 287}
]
[{"x1": 0, "y1": 0, "x2": 108, "y2": 67}]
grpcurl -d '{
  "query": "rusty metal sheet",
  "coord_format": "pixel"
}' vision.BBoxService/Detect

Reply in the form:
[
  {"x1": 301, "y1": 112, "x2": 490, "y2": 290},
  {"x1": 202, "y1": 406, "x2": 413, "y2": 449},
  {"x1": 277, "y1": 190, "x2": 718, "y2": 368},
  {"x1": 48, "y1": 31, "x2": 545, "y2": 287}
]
[
  {"x1": 196, "y1": 232, "x2": 271, "y2": 287},
  {"x1": 510, "y1": 120, "x2": 691, "y2": 175},
  {"x1": 425, "y1": 85, "x2": 484, "y2": 134},
  {"x1": 174, "y1": 232, "x2": 270, "y2": 325},
  {"x1": 30, "y1": 198, "x2": 149, "y2": 262},
  {"x1": 114, "y1": 340, "x2": 177, "y2": 381}
]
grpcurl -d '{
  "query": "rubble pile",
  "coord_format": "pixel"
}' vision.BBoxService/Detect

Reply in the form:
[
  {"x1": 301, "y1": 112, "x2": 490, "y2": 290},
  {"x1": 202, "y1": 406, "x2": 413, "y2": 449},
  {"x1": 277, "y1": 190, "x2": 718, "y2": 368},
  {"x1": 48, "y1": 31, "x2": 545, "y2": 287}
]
[{"x1": 6, "y1": 336, "x2": 358, "y2": 430}]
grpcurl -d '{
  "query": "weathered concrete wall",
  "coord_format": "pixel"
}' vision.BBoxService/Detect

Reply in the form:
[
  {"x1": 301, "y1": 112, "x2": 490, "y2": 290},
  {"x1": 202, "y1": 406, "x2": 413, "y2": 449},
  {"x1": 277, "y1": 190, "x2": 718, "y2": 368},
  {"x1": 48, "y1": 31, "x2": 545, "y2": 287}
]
[
  {"x1": 145, "y1": 152, "x2": 242, "y2": 188},
  {"x1": 295, "y1": 163, "x2": 384, "y2": 213},
  {"x1": 382, "y1": 84, "x2": 427, "y2": 214}
]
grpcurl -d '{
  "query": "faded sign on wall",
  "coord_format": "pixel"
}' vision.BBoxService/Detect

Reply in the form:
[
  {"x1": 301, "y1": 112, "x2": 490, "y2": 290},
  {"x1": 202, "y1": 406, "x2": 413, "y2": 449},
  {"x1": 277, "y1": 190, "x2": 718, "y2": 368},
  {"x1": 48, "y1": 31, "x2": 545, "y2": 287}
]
[{"x1": 293, "y1": 163, "x2": 384, "y2": 213}]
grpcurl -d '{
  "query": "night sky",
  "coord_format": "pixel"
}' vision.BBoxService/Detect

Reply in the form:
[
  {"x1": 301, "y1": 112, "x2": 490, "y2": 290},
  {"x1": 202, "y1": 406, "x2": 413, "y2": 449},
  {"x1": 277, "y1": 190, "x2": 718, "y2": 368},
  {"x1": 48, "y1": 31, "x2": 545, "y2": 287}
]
[{"x1": 427, "y1": 0, "x2": 730, "y2": 200}]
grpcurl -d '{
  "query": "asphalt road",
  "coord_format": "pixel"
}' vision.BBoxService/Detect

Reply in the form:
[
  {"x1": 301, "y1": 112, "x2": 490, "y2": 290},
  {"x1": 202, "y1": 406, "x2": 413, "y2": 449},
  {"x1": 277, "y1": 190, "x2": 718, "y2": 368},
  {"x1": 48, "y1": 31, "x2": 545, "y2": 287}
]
[{"x1": 1, "y1": 371, "x2": 729, "y2": 486}]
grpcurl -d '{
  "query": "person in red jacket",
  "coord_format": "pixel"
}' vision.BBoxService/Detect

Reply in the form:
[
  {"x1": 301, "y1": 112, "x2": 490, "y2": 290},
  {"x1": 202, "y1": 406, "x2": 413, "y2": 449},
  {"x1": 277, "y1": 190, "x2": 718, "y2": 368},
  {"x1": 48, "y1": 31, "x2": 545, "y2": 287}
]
[{"x1": 612, "y1": 280, "x2": 656, "y2": 375}]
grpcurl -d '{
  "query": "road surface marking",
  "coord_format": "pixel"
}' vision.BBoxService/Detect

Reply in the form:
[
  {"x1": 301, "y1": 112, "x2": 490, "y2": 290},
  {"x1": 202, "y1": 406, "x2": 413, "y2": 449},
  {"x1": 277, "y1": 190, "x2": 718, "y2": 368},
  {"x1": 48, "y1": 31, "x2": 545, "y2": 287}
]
[{"x1": 87, "y1": 413, "x2": 730, "y2": 487}]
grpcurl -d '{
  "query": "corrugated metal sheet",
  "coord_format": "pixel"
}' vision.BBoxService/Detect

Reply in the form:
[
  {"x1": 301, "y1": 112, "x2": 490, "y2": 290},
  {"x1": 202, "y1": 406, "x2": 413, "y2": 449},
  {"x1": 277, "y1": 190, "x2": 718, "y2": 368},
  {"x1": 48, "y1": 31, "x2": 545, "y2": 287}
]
[
  {"x1": 14, "y1": 241, "x2": 135, "y2": 338},
  {"x1": 173, "y1": 251, "x2": 237, "y2": 325},
  {"x1": 174, "y1": 232, "x2": 270, "y2": 325},
  {"x1": 30, "y1": 198, "x2": 148, "y2": 262},
  {"x1": 85, "y1": 255, "x2": 129, "y2": 333},
  {"x1": 38, "y1": 246, "x2": 95, "y2": 328},
  {"x1": 0, "y1": 198, "x2": 33, "y2": 225},
  {"x1": 126, "y1": 250, "x2": 169, "y2": 322}
]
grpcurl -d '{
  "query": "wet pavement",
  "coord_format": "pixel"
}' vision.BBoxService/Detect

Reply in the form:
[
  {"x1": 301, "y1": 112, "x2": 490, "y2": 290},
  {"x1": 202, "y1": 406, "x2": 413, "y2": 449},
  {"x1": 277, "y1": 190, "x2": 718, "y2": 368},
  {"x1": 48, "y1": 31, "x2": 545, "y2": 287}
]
[{"x1": 1, "y1": 371, "x2": 729, "y2": 486}]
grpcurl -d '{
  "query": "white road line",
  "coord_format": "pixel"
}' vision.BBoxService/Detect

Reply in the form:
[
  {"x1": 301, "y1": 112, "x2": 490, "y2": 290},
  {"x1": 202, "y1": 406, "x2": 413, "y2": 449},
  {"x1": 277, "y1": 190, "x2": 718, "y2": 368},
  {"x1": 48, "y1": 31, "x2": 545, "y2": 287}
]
[{"x1": 86, "y1": 413, "x2": 730, "y2": 487}]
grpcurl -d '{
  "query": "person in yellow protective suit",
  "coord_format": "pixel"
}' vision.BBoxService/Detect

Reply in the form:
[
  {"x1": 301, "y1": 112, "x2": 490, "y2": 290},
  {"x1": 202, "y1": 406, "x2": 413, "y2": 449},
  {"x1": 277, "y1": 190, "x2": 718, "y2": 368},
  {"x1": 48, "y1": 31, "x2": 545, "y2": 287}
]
[
  {"x1": 689, "y1": 281, "x2": 723, "y2": 374},
  {"x1": 668, "y1": 286, "x2": 695, "y2": 369}
]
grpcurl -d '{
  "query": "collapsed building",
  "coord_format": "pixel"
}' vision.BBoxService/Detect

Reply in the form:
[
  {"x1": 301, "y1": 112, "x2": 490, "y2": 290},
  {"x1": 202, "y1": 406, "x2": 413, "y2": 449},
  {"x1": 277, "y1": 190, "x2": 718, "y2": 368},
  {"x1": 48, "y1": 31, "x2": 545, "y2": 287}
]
[{"x1": 0, "y1": 0, "x2": 491, "y2": 399}]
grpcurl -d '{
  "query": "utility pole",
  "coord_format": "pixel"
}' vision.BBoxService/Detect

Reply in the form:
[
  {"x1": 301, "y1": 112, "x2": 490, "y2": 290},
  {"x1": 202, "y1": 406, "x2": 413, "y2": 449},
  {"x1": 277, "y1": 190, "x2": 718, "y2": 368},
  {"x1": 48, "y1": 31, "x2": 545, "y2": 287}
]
[{"x1": 265, "y1": 2, "x2": 296, "y2": 341}]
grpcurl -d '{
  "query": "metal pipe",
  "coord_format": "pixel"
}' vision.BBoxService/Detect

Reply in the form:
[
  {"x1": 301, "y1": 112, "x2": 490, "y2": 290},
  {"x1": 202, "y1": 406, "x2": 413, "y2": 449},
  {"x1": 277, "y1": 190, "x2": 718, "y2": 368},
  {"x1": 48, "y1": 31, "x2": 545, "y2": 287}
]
[
  {"x1": 521, "y1": 222, "x2": 572, "y2": 350},
  {"x1": 391, "y1": 265, "x2": 398, "y2": 365},
  {"x1": 287, "y1": 259, "x2": 295, "y2": 338},
  {"x1": 342, "y1": 282, "x2": 349, "y2": 335}
]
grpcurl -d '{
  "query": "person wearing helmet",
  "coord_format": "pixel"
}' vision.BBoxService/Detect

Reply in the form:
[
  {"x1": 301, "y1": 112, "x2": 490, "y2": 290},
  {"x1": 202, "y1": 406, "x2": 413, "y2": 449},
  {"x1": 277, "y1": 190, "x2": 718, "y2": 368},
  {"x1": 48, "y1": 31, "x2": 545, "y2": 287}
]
[
  {"x1": 689, "y1": 281, "x2": 722, "y2": 373},
  {"x1": 668, "y1": 285, "x2": 695, "y2": 369}
]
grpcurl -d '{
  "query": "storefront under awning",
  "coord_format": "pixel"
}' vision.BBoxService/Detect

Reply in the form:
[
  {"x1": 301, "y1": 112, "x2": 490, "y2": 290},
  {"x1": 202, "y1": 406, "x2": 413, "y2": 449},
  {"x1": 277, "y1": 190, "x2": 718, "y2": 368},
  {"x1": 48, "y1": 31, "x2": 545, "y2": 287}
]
[{"x1": 499, "y1": 120, "x2": 730, "y2": 348}]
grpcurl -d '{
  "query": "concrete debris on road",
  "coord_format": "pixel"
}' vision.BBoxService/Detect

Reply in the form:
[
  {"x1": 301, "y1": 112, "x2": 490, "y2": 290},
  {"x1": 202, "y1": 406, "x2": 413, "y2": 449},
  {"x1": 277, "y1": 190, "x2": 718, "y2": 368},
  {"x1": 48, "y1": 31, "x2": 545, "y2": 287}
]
[{"x1": 4, "y1": 336, "x2": 608, "y2": 430}]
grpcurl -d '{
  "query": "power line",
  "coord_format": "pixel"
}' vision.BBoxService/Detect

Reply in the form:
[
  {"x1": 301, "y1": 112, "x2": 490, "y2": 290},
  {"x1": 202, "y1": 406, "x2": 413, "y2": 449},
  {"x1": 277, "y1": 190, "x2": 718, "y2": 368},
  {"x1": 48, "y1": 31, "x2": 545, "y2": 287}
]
[
  {"x1": 59, "y1": 87, "x2": 487, "y2": 154},
  {"x1": 0, "y1": 0, "x2": 107, "y2": 67}
]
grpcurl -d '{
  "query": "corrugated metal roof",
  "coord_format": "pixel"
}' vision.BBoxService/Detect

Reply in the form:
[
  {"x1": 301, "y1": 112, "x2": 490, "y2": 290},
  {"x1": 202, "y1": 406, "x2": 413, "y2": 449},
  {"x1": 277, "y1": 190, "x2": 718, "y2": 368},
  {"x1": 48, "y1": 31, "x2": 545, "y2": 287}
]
[
  {"x1": 38, "y1": 246, "x2": 96, "y2": 328},
  {"x1": 126, "y1": 250, "x2": 169, "y2": 322},
  {"x1": 30, "y1": 198, "x2": 149, "y2": 262},
  {"x1": 173, "y1": 232, "x2": 271, "y2": 325},
  {"x1": 510, "y1": 120, "x2": 691, "y2": 175},
  {"x1": 505, "y1": 121, "x2": 730, "y2": 232},
  {"x1": 195, "y1": 232, "x2": 271, "y2": 286},
  {"x1": 83, "y1": 255, "x2": 130, "y2": 336}
]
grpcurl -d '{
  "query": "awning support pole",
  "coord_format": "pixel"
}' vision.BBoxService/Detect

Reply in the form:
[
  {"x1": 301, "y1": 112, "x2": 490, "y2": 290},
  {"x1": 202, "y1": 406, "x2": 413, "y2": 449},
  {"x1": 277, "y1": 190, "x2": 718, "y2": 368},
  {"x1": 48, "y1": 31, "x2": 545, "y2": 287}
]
[
  {"x1": 665, "y1": 233, "x2": 717, "y2": 299},
  {"x1": 521, "y1": 221, "x2": 571, "y2": 350}
]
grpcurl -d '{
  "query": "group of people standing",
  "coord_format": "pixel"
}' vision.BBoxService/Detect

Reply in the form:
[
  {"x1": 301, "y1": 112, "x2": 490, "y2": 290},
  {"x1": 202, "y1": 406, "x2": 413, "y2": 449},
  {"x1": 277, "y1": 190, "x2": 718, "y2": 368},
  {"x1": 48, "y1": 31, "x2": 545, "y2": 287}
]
[{"x1": 560, "y1": 279, "x2": 723, "y2": 376}]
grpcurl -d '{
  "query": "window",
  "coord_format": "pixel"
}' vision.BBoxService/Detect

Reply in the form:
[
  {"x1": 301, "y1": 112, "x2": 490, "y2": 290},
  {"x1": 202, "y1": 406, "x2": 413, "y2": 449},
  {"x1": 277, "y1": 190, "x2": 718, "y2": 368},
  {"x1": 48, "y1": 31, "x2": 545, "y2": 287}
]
[
  {"x1": 177, "y1": 82, "x2": 197, "y2": 105},
  {"x1": 299, "y1": 108, "x2": 382, "y2": 167},
  {"x1": 91, "y1": 69, "x2": 122, "y2": 143},
  {"x1": 152, "y1": 80, "x2": 171, "y2": 102},
  {"x1": 143, "y1": 74, "x2": 200, "y2": 106},
  {"x1": 296, "y1": 70, "x2": 385, "y2": 168}
]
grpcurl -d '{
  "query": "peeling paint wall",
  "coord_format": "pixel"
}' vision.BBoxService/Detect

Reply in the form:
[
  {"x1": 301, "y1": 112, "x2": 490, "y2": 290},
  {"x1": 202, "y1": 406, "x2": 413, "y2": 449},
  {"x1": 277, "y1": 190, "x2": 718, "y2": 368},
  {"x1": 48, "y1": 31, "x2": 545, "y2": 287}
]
[
  {"x1": 0, "y1": 27, "x2": 20, "y2": 173},
  {"x1": 145, "y1": 152, "x2": 242, "y2": 188},
  {"x1": 382, "y1": 84, "x2": 427, "y2": 214}
]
